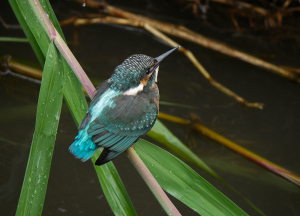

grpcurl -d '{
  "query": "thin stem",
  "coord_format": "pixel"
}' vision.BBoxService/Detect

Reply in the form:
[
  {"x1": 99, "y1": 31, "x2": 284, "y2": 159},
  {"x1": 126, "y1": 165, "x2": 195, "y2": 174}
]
[
  {"x1": 126, "y1": 147, "x2": 182, "y2": 216},
  {"x1": 27, "y1": 0, "x2": 95, "y2": 97},
  {"x1": 54, "y1": 29, "x2": 95, "y2": 98},
  {"x1": 28, "y1": 0, "x2": 56, "y2": 39}
]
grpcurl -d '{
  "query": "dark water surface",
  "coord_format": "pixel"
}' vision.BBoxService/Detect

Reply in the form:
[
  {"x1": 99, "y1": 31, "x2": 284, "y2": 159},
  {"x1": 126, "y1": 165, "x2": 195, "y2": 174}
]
[{"x1": 1, "y1": 1, "x2": 300, "y2": 215}]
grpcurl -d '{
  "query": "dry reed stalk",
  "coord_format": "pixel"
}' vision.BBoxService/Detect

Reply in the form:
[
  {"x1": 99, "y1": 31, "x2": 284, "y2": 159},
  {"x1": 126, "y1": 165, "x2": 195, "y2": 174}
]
[
  {"x1": 158, "y1": 112, "x2": 300, "y2": 187},
  {"x1": 73, "y1": 16, "x2": 264, "y2": 108},
  {"x1": 73, "y1": 0, "x2": 300, "y2": 82}
]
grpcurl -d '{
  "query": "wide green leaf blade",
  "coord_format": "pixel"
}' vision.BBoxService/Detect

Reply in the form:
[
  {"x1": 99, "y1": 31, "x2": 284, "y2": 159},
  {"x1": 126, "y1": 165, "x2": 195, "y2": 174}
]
[
  {"x1": 135, "y1": 139, "x2": 248, "y2": 216},
  {"x1": 92, "y1": 150, "x2": 138, "y2": 216},
  {"x1": 62, "y1": 59, "x2": 89, "y2": 126},
  {"x1": 16, "y1": 42, "x2": 64, "y2": 216},
  {"x1": 9, "y1": 0, "x2": 45, "y2": 65},
  {"x1": 148, "y1": 120, "x2": 218, "y2": 178},
  {"x1": 15, "y1": 0, "x2": 50, "y2": 56}
]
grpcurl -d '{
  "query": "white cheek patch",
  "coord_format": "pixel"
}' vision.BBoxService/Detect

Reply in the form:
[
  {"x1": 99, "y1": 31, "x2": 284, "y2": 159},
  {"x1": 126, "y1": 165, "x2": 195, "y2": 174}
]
[
  {"x1": 123, "y1": 83, "x2": 144, "y2": 96},
  {"x1": 155, "y1": 66, "x2": 159, "y2": 82}
]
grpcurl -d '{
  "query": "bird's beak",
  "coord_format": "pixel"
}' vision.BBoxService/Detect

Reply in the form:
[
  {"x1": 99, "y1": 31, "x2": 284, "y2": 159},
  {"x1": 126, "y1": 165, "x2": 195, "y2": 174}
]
[
  {"x1": 154, "y1": 46, "x2": 180, "y2": 66},
  {"x1": 151, "y1": 46, "x2": 180, "y2": 83}
]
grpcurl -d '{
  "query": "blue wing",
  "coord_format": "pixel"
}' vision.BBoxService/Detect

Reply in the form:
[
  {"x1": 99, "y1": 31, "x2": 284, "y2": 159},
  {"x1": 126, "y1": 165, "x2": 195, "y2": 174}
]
[
  {"x1": 88, "y1": 93, "x2": 158, "y2": 165},
  {"x1": 69, "y1": 80, "x2": 159, "y2": 166},
  {"x1": 69, "y1": 80, "x2": 111, "y2": 162}
]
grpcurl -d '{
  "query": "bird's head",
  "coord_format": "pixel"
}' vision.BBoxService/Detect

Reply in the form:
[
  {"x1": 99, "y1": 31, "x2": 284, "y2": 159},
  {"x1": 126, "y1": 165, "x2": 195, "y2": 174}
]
[{"x1": 110, "y1": 46, "x2": 179, "y2": 95}]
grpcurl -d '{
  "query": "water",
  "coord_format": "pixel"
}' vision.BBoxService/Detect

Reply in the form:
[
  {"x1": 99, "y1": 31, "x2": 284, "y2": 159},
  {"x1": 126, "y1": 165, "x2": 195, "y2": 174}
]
[{"x1": 1, "y1": 1, "x2": 300, "y2": 215}]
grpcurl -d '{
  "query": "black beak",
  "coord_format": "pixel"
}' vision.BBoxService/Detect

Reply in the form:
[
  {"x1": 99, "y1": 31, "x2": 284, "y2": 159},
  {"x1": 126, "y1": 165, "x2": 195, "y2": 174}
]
[{"x1": 155, "y1": 46, "x2": 180, "y2": 66}]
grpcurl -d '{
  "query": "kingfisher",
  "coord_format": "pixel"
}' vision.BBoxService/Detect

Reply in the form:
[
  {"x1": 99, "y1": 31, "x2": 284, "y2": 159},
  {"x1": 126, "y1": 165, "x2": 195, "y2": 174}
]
[{"x1": 69, "y1": 46, "x2": 180, "y2": 166}]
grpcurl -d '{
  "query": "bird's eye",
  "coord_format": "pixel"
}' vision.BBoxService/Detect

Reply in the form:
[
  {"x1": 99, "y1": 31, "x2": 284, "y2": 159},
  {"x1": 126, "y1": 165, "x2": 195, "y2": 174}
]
[
  {"x1": 147, "y1": 63, "x2": 157, "y2": 75},
  {"x1": 146, "y1": 68, "x2": 152, "y2": 75}
]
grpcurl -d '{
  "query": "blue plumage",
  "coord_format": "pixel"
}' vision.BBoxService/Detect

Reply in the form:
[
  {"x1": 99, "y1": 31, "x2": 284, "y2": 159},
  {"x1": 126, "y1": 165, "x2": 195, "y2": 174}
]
[
  {"x1": 69, "y1": 130, "x2": 97, "y2": 162},
  {"x1": 69, "y1": 47, "x2": 179, "y2": 166}
]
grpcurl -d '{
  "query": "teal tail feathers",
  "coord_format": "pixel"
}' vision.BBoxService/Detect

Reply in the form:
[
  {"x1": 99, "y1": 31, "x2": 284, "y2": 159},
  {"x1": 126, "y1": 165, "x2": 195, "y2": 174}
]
[{"x1": 69, "y1": 130, "x2": 98, "y2": 162}]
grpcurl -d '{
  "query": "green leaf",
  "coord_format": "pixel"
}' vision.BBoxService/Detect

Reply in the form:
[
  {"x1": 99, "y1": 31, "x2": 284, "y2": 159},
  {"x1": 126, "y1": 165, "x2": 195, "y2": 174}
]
[
  {"x1": 0, "y1": 37, "x2": 29, "y2": 42},
  {"x1": 9, "y1": 0, "x2": 45, "y2": 65},
  {"x1": 92, "y1": 150, "x2": 138, "y2": 216},
  {"x1": 149, "y1": 121, "x2": 264, "y2": 215},
  {"x1": 15, "y1": 0, "x2": 51, "y2": 56},
  {"x1": 39, "y1": 0, "x2": 66, "y2": 42},
  {"x1": 62, "y1": 60, "x2": 88, "y2": 127},
  {"x1": 16, "y1": 42, "x2": 64, "y2": 216},
  {"x1": 135, "y1": 140, "x2": 248, "y2": 216},
  {"x1": 148, "y1": 120, "x2": 218, "y2": 178}
]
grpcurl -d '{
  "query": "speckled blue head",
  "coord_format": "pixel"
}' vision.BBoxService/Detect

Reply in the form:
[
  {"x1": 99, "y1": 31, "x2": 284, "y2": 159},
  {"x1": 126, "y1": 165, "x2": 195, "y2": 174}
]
[
  {"x1": 110, "y1": 46, "x2": 180, "y2": 92},
  {"x1": 110, "y1": 54, "x2": 154, "y2": 91}
]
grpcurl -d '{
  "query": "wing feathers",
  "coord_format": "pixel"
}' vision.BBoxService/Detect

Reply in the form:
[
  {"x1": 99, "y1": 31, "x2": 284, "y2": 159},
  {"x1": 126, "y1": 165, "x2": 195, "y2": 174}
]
[
  {"x1": 95, "y1": 149, "x2": 121, "y2": 166},
  {"x1": 109, "y1": 136, "x2": 137, "y2": 152},
  {"x1": 76, "y1": 82, "x2": 159, "y2": 165},
  {"x1": 92, "y1": 131, "x2": 112, "y2": 143},
  {"x1": 98, "y1": 134, "x2": 123, "y2": 147}
]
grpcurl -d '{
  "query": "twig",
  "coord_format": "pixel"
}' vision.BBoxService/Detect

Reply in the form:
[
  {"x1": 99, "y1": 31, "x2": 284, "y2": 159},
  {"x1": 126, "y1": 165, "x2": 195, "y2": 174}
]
[
  {"x1": 281, "y1": 66, "x2": 300, "y2": 74},
  {"x1": 73, "y1": 16, "x2": 264, "y2": 108},
  {"x1": 211, "y1": 0, "x2": 269, "y2": 16},
  {"x1": 0, "y1": 15, "x2": 22, "y2": 29},
  {"x1": 282, "y1": 0, "x2": 292, "y2": 9},
  {"x1": 0, "y1": 56, "x2": 92, "y2": 95},
  {"x1": 102, "y1": 3, "x2": 299, "y2": 82},
  {"x1": 74, "y1": 0, "x2": 300, "y2": 82},
  {"x1": 7, "y1": 59, "x2": 42, "y2": 79},
  {"x1": 157, "y1": 112, "x2": 300, "y2": 187},
  {"x1": 126, "y1": 147, "x2": 182, "y2": 216},
  {"x1": 59, "y1": 14, "x2": 105, "y2": 26},
  {"x1": 54, "y1": 29, "x2": 95, "y2": 98}
]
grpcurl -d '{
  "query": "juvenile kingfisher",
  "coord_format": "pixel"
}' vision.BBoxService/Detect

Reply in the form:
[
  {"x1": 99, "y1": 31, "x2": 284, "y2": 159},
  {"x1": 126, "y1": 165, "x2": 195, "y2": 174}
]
[{"x1": 69, "y1": 46, "x2": 180, "y2": 166}]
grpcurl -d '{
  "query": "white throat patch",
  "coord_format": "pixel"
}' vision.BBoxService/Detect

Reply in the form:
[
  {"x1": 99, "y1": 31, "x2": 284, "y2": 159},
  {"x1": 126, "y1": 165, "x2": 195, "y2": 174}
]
[
  {"x1": 155, "y1": 66, "x2": 159, "y2": 82},
  {"x1": 123, "y1": 83, "x2": 144, "y2": 96}
]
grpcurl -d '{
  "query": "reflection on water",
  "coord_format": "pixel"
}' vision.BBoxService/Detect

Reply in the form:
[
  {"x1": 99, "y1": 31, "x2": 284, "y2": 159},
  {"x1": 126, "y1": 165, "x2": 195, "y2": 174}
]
[{"x1": 1, "y1": 1, "x2": 300, "y2": 215}]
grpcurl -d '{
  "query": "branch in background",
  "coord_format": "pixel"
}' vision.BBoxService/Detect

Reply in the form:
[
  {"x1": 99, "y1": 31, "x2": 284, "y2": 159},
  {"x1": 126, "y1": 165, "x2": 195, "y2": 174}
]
[
  {"x1": 157, "y1": 112, "x2": 300, "y2": 187},
  {"x1": 211, "y1": 0, "x2": 269, "y2": 16},
  {"x1": 0, "y1": 56, "x2": 90, "y2": 94},
  {"x1": 204, "y1": 0, "x2": 300, "y2": 27},
  {"x1": 0, "y1": 15, "x2": 22, "y2": 29},
  {"x1": 0, "y1": 55, "x2": 42, "y2": 79},
  {"x1": 74, "y1": 0, "x2": 300, "y2": 83},
  {"x1": 73, "y1": 16, "x2": 263, "y2": 109}
]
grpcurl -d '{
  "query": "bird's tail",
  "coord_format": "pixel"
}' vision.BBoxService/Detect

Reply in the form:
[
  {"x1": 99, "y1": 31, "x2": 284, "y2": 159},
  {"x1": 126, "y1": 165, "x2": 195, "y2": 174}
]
[{"x1": 69, "y1": 130, "x2": 98, "y2": 162}]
